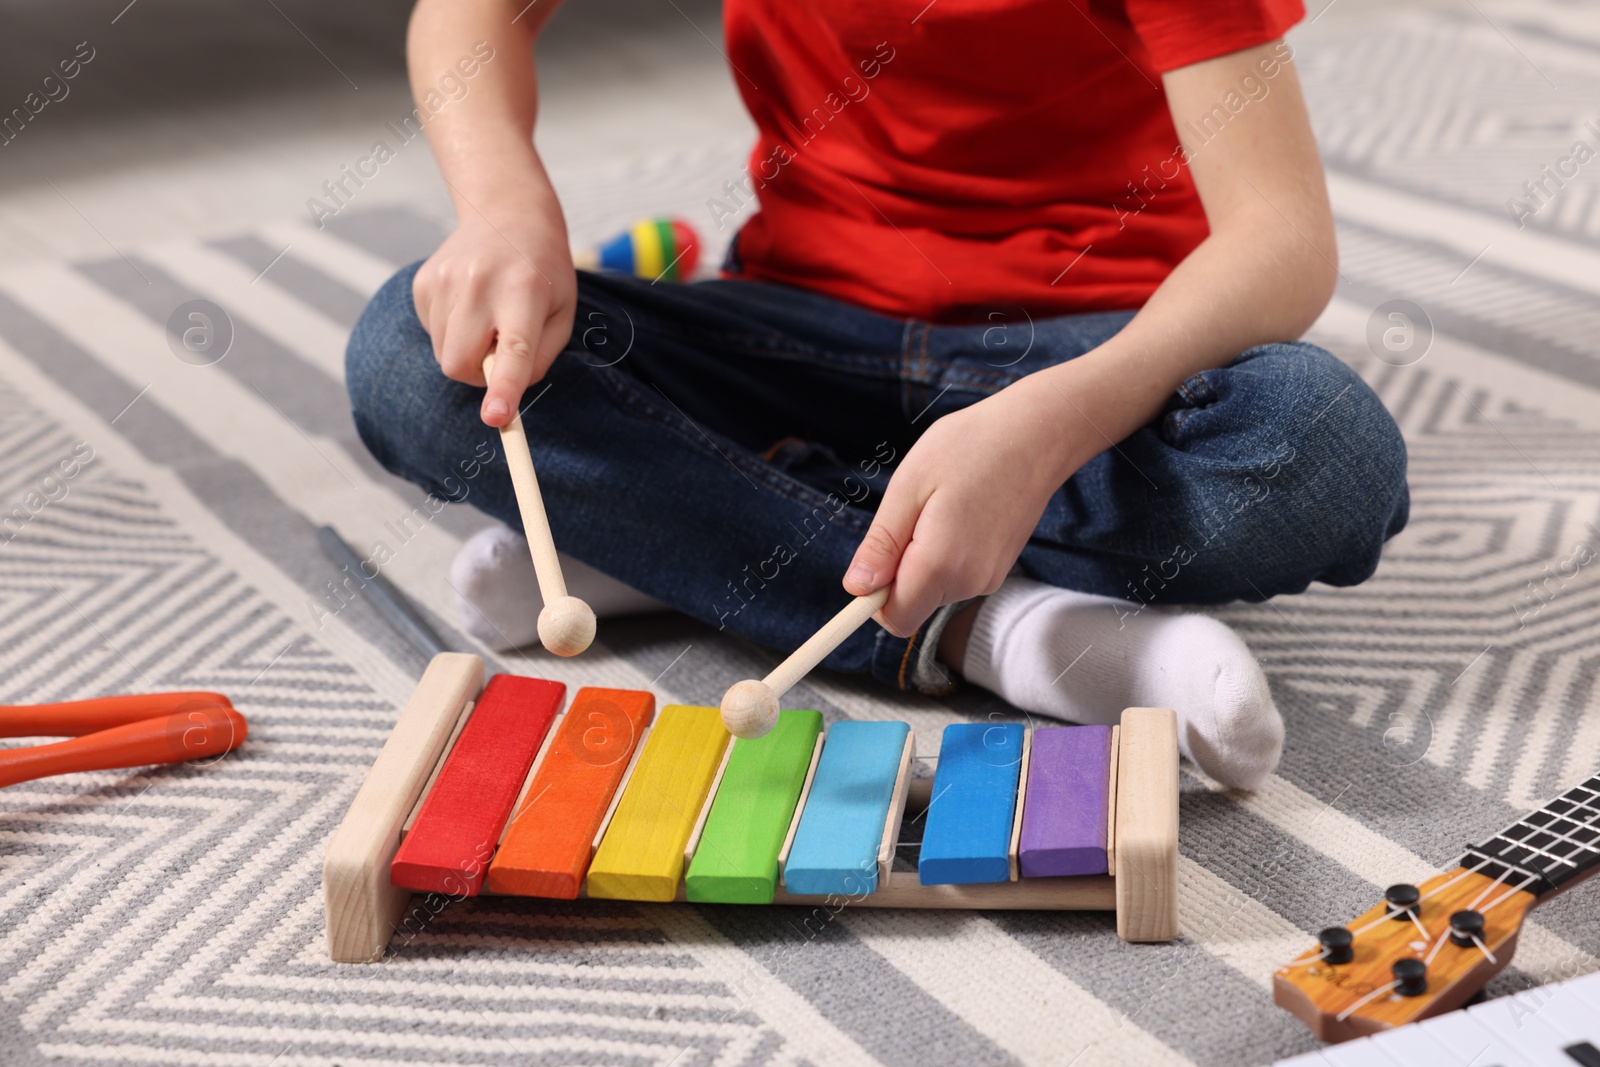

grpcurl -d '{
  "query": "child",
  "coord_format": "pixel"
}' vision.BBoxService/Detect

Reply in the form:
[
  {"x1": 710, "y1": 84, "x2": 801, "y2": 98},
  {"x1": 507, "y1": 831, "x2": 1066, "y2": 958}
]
[{"x1": 347, "y1": 0, "x2": 1409, "y2": 790}]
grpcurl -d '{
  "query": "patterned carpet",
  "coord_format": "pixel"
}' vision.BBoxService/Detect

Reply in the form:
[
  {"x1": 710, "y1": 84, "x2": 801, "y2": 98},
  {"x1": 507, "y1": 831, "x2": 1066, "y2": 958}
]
[{"x1": 3, "y1": 4, "x2": 1600, "y2": 1065}]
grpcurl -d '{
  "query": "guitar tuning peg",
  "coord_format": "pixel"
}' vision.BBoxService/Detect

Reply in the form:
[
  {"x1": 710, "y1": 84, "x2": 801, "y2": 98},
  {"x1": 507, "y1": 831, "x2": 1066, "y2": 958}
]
[
  {"x1": 1318, "y1": 926, "x2": 1354, "y2": 964},
  {"x1": 1384, "y1": 882, "x2": 1421, "y2": 919},
  {"x1": 1448, "y1": 909, "x2": 1486, "y2": 948},
  {"x1": 1393, "y1": 957, "x2": 1428, "y2": 996}
]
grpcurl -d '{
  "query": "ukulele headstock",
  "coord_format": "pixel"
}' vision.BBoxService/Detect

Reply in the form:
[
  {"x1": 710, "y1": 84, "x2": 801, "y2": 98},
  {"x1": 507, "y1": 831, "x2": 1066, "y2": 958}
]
[{"x1": 1272, "y1": 867, "x2": 1539, "y2": 1043}]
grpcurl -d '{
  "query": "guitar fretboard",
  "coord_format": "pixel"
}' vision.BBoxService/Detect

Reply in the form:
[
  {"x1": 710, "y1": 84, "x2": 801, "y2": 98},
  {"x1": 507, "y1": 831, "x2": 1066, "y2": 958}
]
[{"x1": 1462, "y1": 774, "x2": 1600, "y2": 896}]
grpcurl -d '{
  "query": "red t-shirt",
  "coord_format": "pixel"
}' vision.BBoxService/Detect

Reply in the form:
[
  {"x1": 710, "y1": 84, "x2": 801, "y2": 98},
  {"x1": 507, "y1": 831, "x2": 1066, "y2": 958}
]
[{"x1": 721, "y1": 0, "x2": 1303, "y2": 322}]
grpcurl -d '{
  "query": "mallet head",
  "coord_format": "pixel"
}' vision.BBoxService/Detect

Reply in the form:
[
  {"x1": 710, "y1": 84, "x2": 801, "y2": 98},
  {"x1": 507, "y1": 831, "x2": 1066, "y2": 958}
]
[
  {"x1": 720, "y1": 678, "x2": 778, "y2": 739},
  {"x1": 538, "y1": 595, "x2": 596, "y2": 658}
]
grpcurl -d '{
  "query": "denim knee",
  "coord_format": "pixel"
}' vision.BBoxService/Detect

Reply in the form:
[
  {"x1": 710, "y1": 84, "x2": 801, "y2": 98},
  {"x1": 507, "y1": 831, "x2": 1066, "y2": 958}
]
[
  {"x1": 1247, "y1": 341, "x2": 1407, "y2": 591},
  {"x1": 1331, "y1": 372, "x2": 1407, "y2": 575},
  {"x1": 1161, "y1": 341, "x2": 1409, "y2": 599}
]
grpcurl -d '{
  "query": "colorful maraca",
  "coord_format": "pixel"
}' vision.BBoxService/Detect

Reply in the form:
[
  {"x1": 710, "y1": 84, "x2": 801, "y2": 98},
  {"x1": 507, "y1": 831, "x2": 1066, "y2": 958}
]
[{"x1": 573, "y1": 217, "x2": 700, "y2": 281}]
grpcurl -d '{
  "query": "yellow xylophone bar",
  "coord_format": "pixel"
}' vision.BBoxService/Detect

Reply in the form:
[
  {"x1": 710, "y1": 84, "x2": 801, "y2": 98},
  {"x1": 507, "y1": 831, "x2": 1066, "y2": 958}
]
[{"x1": 322, "y1": 654, "x2": 1179, "y2": 963}]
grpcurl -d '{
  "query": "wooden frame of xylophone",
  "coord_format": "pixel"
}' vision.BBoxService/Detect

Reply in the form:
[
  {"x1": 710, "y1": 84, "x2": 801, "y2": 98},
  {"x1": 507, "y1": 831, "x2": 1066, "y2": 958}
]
[{"x1": 323, "y1": 653, "x2": 1180, "y2": 962}]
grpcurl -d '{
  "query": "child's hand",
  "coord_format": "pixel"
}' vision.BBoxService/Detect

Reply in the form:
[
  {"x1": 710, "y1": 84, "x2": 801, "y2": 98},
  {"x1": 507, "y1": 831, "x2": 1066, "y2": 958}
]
[
  {"x1": 843, "y1": 371, "x2": 1097, "y2": 637},
  {"x1": 412, "y1": 196, "x2": 576, "y2": 428}
]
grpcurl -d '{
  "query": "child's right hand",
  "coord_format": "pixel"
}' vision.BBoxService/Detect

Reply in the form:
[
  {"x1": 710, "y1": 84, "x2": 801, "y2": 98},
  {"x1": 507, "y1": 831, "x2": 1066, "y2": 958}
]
[{"x1": 412, "y1": 196, "x2": 577, "y2": 428}]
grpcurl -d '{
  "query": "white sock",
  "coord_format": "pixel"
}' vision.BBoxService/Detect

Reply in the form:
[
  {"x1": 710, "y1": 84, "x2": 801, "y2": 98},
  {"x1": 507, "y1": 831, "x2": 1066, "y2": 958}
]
[
  {"x1": 449, "y1": 524, "x2": 668, "y2": 651},
  {"x1": 959, "y1": 576, "x2": 1283, "y2": 790}
]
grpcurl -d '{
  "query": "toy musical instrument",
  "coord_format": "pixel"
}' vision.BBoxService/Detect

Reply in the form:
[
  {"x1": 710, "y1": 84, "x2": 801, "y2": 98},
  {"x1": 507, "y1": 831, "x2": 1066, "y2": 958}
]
[
  {"x1": 321, "y1": 653, "x2": 1181, "y2": 962},
  {"x1": 572, "y1": 217, "x2": 700, "y2": 281},
  {"x1": 1274, "y1": 770, "x2": 1600, "y2": 1043}
]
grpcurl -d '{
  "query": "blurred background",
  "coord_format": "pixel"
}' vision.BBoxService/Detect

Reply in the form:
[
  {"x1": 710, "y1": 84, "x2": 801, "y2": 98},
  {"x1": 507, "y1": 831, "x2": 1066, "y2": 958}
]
[{"x1": 0, "y1": 0, "x2": 752, "y2": 264}]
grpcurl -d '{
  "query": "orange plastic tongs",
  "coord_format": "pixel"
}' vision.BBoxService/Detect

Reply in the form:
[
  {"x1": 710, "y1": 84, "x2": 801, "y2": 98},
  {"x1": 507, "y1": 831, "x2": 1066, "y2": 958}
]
[{"x1": 0, "y1": 692, "x2": 248, "y2": 788}]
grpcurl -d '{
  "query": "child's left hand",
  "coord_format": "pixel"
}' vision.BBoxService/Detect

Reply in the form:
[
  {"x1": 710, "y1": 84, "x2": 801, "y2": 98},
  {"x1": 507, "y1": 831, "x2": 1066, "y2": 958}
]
[{"x1": 841, "y1": 367, "x2": 1100, "y2": 637}]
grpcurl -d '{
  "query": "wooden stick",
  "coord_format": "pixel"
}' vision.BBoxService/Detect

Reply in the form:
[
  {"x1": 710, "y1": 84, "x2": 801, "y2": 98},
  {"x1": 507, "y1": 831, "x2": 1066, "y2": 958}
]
[
  {"x1": 482, "y1": 353, "x2": 595, "y2": 657},
  {"x1": 720, "y1": 587, "x2": 890, "y2": 738}
]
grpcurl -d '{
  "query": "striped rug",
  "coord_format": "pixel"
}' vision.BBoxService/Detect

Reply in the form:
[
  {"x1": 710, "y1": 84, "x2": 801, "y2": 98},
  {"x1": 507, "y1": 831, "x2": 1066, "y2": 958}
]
[{"x1": 3, "y1": 5, "x2": 1600, "y2": 1065}]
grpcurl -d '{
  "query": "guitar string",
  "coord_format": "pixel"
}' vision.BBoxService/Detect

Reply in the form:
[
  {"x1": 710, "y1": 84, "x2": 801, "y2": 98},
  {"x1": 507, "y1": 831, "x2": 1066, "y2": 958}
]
[
  {"x1": 1501, "y1": 776, "x2": 1600, "y2": 840},
  {"x1": 1422, "y1": 926, "x2": 1451, "y2": 966},
  {"x1": 1506, "y1": 792, "x2": 1600, "y2": 873},
  {"x1": 1335, "y1": 876, "x2": 1531, "y2": 1020},
  {"x1": 1346, "y1": 854, "x2": 1504, "y2": 939},
  {"x1": 1417, "y1": 868, "x2": 1536, "y2": 968},
  {"x1": 1281, "y1": 948, "x2": 1330, "y2": 970},
  {"x1": 1416, "y1": 869, "x2": 1539, "y2": 977},
  {"x1": 1481, "y1": 875, "x2": 1540, "y2": 916},
  {"x1": 1283, "y1": 866, "x2": 1491, "y2": 972},
  {"x1": 1345, "y1": 856, "x2": 1492, "y2": 939},
  {"x1": 1480, "y1": 778, "x2": 1600, "y2": 878},
  {"x1": 1335, "y1": 979, "x2": 1400, "y2": 1022},
  {"x1": 1287, "y1": 853, "x2": 1535, "y2": 976},
  {"x1": 1318, "y1": 878, "x2": 1530, "y2": 1027},
  {"x1": 1458, "y1": 847, "x2": 1548, "y2": 900},
  {"x1": 1438, "y1": 779, "x2": 1600, "y2": 934},
  {"x1": 1291, "y1": 863, "x2": 1534, "y2": 991},
  {"x1": 1464, "y1": 864, "x2": 1515, "y2": 912}
]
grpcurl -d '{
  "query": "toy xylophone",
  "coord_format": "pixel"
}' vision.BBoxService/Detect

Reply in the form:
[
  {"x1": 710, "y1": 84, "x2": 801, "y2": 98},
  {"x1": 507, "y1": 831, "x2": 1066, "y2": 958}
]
[{"x1": 323, "y1": 653, "x2": 1180, "y2": 963}]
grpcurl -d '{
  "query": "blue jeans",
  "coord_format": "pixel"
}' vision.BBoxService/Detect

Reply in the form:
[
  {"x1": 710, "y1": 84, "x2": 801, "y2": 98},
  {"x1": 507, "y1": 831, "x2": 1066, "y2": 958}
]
[{"x1": 347, "y1": 265, "x2": 1409, "y2": 693}]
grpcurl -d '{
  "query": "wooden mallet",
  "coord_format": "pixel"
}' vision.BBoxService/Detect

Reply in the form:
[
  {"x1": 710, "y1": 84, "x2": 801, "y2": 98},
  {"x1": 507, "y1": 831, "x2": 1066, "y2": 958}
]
[
  {"x1": 483, "y1": 352, "x2": 596, "y2": 658},
  {"x1": 720, "y1": 586, "x2": 890, "y2": 738}
]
